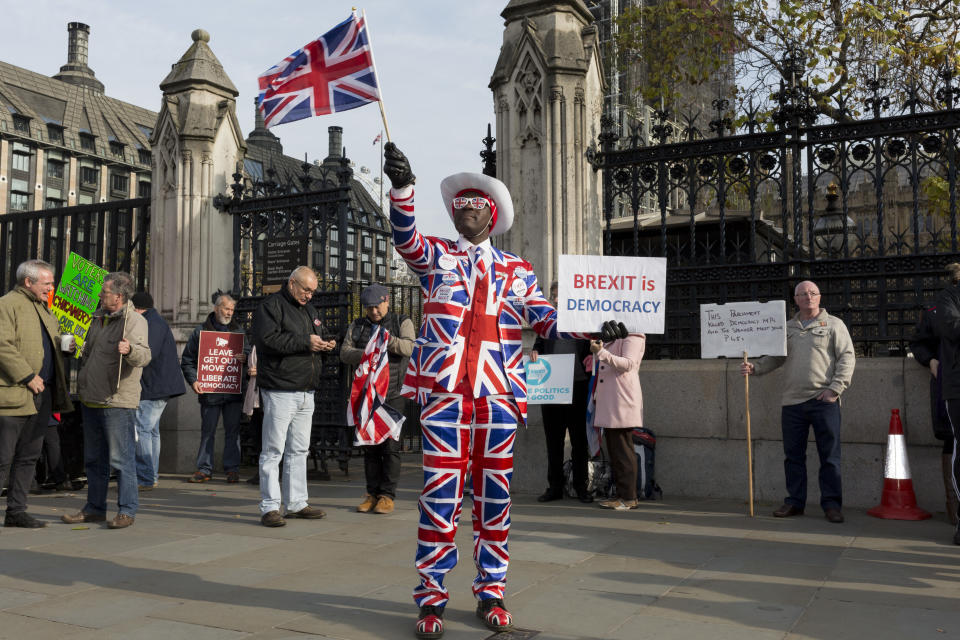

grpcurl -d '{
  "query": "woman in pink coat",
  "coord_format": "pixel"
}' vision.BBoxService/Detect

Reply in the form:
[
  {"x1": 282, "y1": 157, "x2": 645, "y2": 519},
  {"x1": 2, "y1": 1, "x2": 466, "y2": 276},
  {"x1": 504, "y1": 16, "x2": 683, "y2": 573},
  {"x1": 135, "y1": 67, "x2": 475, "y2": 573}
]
[{"x1": 587, "y1": 333, "x2": 646, "y2": 510}]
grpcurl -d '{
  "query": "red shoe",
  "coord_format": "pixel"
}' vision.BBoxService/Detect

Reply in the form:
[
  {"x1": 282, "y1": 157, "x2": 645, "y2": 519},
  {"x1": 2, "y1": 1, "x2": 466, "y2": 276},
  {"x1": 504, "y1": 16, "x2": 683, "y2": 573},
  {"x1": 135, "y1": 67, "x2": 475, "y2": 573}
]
[
  {"x1": 476, "y1": 598, "x2": 512, "y2": 632},
  {"x1": 415, "y1": 605, "x2": 444, "y2": 639}
]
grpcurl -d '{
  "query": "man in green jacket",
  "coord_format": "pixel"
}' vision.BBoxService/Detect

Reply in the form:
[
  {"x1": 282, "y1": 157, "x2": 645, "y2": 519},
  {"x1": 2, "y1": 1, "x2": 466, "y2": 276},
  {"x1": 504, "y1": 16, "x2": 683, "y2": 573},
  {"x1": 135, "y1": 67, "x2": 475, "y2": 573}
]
[
  {"x1": 0, "y1": 259, "x2": 73, "y2": 529},
  {"x1": 62, "y1": 272, "x2": 151, "y2": 530}
]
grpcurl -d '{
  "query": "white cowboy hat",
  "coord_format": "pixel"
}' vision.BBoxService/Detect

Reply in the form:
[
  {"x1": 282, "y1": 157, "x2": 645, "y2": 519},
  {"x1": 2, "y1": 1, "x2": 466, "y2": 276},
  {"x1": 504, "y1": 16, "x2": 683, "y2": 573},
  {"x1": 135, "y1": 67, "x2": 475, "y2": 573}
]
[{"x1": 440, "y1": 172, "x2": 514, "y2": 236}]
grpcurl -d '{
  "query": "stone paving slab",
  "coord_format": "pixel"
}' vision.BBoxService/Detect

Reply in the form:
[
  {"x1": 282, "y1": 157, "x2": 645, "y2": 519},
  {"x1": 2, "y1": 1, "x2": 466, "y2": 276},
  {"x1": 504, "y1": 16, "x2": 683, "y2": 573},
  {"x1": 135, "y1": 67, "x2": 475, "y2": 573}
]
[{"x1": 0, "y1": 463, "x2": 957, "y2": 640}]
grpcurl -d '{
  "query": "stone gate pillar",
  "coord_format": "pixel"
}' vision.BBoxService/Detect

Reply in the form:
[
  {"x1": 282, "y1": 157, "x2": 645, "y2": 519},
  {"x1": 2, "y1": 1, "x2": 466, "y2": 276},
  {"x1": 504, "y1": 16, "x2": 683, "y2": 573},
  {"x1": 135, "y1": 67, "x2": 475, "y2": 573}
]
[
  {"x1": 149, "y1": 29, "x2": 246, "y2": 473},
  {"x1": 490, "y1": 0, "x2": 605, "y2": 287}
]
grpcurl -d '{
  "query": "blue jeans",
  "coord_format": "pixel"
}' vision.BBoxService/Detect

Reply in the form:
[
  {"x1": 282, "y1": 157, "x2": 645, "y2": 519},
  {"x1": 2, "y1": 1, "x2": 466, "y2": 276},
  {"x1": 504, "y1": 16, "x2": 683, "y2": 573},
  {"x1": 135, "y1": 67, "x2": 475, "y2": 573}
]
[
  {"x1": 259, "y1": 390, "x2": 313, "y2": 515},
  {"x1": 781, "y1": 398, "x2": 842, "y2": 511},
  {"x1": 197, "y1": 401, "x2": 242, "y2": 475},
  {"x1": 135, "y1": 399, "x2": 167, "y2": 486},
  {"x1": 82, "y1": 406, "x2": 138, "y2": 517}
]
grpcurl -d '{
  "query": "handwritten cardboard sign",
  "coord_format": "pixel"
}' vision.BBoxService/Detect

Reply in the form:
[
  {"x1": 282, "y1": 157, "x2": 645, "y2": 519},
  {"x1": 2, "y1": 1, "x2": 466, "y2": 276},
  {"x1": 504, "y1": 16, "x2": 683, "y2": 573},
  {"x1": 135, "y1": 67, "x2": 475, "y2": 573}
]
[
  {"x1": 197, "y1": 331, "x2": 245, "y2": 393},
  {"x1": 523, "y1": 354, "x2": 575, "y2": 405},
  {"x1": 51, "y1": 252, "x2": 107, "y2": 359},
  {"x1": 557, "y1": 254, "x2": 667, "y2": 334},
  {"x1": 700, "y1": 300, "x2": 787, "y2": 358}
]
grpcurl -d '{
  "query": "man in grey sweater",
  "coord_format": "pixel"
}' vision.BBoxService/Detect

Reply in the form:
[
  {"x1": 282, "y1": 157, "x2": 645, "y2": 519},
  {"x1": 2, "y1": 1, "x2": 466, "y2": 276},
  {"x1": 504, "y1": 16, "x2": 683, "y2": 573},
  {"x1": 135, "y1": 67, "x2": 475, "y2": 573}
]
[{"x1": 741, "y1": 280, "x2": 855, "y2": 523}]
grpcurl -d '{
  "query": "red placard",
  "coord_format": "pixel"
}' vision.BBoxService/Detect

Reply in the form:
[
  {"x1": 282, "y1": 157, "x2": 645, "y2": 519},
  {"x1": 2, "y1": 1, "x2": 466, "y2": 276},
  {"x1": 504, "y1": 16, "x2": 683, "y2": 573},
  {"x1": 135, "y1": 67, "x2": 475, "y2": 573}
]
[{"x1": 197, "y1": 331, "x2": 245, "y2": 394}]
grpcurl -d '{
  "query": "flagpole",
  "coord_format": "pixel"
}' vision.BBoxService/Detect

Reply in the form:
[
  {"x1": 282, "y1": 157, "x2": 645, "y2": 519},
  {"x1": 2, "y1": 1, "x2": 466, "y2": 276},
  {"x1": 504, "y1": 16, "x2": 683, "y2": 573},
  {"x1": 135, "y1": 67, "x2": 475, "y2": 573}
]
[
  {"x1": 379, "y1": 130, "x2": 384, "y2": 211},
  {"x1": 361, "y1": 9, "x2": 392, "y2": 142}
]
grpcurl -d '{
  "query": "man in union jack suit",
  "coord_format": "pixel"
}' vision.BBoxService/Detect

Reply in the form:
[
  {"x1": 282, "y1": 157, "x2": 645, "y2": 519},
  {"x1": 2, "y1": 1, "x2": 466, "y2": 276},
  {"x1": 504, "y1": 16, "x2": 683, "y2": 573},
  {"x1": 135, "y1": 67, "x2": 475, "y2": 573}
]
[{"x1": 384, "y1": 142, "x2": 600, "y2": 638}]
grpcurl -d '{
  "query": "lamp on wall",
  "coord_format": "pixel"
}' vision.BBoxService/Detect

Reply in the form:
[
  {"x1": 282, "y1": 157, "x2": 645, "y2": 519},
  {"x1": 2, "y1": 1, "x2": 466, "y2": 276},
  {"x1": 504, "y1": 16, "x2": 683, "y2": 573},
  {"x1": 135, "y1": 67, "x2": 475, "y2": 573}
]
[{"x1": 813, "y1": 182, "x2": 855, "y2": 256}]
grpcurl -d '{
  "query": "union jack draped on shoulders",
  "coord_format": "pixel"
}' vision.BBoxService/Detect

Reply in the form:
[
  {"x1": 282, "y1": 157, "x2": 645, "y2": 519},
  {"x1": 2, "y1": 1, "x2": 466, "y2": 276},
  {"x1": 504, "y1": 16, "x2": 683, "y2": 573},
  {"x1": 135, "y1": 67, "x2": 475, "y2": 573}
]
[
  {"x1": 348, "y1": 325, "x2": 405, "y2": 446},
  {"x1": 257, "y1": 12, "x2": 381, "y2": 128}
]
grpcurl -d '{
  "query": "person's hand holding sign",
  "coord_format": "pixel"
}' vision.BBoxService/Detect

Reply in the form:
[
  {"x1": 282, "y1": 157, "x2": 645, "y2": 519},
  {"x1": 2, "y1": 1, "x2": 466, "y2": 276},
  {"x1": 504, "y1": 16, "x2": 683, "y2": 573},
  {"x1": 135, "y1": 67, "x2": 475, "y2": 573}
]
[
  {"x1": 598, "y1": 320, "x2": 628, "y2": 343},
  {"x1": 118, "y1": 338, "x2": 131, "y2": 356}
]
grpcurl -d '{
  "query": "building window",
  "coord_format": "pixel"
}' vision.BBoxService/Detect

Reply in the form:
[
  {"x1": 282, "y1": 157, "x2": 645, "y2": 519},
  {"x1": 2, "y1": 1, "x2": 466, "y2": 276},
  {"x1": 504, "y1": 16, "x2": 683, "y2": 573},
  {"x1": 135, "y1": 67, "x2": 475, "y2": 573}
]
[
  {"x1": 111, "y1": 173, "x2": 129, "y2": 194},
  {"x1": 77, "y1": 193, "x2": 93, "y2": 205},
  {"x1": 47, "y1": 160, "x2": 65, "y2": 179},
  {"x1": 12, "y1": 151, "x2": 30, "y2": 172},
  {"x1": 138, "y1": 149, "x2": 152, "y2": 165},
  {"x1": 329, "y1": 229, "x2": 339, "y2": 243},
  {"x1": 347, "y1": 229, "x2": 356, "y2": 249},
  {"x1": 346, "y1": 259, "x2": 355, "y2": 274},
  {"x1": 329, "y1": 255, "x2": 339, "y2": 270},
  {"x1": 362, "y1": 262, "x2": 373, "y2": 278},
  {"x1": 377, "y1": 264, "x2": 386, "y2": 279},
  {"x1": 377, "y1": 238, "x2": 387, "y2": 253},
  {"x1": 79, "y1": 165, "x2": 99, "y2": 186},
  {"x1": 47, "y1": 124, "x2": 64, "y2": 145},
  {"x1": 10, "y1": 179, "x2": 30, "y2": 210},
  {"x1": 362, "y1": 233, "x2": 373, "y2": 250},
  {"x1": 10, "y1": 192, "x2": 30, "y2": 211},
  {"x1": 109, "y1": 141, "x2": 125, "y2": 159},
  {"x1": 12, "y1": 115, "x2": 30, "y2": 133},
  {"x1": 45, "y1": 197, "x2": 64, "y2": 209},
  {"x1": 138, "y1": 180, "x2": 151, "y2": 198},
  {"x1": 79, "y1": 133, "x2": 96, "y2": 152}
]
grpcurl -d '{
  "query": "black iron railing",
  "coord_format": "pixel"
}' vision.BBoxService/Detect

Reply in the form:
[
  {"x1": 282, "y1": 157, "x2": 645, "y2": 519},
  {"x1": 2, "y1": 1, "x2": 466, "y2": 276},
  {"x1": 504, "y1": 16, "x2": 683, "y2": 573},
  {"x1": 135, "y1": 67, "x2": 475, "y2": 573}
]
[{"x1": 589, "y1": 74, "x2": 960, "y2": 358}]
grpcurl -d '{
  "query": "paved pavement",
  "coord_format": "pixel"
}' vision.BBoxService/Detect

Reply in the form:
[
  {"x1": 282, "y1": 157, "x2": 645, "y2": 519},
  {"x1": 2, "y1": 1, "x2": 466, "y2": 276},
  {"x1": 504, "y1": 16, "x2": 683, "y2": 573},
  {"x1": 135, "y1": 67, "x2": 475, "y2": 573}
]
[{"x1": 2, "y1": 455, "x2": 959, "y2": 640}]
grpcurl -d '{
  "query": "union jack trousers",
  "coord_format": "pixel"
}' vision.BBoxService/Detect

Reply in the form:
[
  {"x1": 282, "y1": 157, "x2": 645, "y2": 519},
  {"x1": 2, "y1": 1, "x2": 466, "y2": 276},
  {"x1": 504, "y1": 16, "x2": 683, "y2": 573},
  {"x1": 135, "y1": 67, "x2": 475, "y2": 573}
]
[{"x1": 414, "y1": 378, "x2": 518, "y2": 607}]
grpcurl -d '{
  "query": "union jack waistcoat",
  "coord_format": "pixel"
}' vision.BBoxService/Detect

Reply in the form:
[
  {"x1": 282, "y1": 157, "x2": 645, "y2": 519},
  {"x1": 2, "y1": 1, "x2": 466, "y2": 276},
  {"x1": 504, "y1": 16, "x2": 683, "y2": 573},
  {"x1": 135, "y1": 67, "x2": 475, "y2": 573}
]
[{"x1": 390, "y1": 187, "x2": 584, "y2": 425}]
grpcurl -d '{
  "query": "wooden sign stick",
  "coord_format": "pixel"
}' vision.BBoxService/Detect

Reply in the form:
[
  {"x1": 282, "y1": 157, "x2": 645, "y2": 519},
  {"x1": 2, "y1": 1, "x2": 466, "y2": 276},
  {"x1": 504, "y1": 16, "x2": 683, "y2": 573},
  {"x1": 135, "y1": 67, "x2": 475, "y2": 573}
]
[{"x1": 743, "y1": 350, "x2": 755, "y2": 517}]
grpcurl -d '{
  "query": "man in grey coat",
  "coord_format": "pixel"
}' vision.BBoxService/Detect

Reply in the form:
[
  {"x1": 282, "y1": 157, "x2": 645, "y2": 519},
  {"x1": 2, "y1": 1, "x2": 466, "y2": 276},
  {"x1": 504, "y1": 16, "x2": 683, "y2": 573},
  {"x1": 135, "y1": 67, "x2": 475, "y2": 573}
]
[
  {"x1": 62, "y1": 272, "x2": 151, "y2": 530},
  {"x1": 0, "y1": 259, "x2": 73, "y2": 529}
]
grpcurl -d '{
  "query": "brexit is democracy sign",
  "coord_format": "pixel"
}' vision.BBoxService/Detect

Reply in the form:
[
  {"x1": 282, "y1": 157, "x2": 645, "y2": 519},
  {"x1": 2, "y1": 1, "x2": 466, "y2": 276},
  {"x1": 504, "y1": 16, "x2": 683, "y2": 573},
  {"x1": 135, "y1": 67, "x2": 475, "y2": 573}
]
[
  {"x1": 51, "y1": 252, "x2": 107, "y2": 359},
  {"x1": 557, "y1": 255, "x2": 667, "y2": 334}
]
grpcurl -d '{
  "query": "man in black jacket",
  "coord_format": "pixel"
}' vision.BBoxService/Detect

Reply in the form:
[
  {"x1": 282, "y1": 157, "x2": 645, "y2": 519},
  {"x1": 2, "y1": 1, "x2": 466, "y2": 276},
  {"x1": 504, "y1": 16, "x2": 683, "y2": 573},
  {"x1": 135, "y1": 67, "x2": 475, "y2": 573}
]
[
  {"x1": 932, "y1": 262, "x2": 960, "y2": 545},
  {"x1": 180, "y1": 292, "x2": 249, "y2": 484},
  {"x1": 530, "y1": 282, "x2": 593, "y2": 504},
  {"x1": 252, "y1": 266, "x2": 335, "y2": 527},
  {"x1": 340, "y1": 283, "x2": 415, "y2": 515},
  {"x1": 132, "y1": 292, "x2": 185, "y2": 490}
]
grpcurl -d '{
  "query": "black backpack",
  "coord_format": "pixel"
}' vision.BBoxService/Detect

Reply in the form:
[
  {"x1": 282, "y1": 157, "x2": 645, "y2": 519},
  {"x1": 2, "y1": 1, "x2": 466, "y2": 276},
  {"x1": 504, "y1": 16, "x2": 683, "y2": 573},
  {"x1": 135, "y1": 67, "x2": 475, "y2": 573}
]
[{"x1": 632, "y1": 427, "x2": 663, "y2": 500}]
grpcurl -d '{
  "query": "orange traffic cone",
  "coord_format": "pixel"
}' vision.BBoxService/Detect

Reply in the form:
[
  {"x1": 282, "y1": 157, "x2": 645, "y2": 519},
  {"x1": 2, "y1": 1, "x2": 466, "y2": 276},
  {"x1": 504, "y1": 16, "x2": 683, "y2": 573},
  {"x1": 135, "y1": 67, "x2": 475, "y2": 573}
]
[{"x1": 868, "y1": 409, "x2": 931, "y2": 520}]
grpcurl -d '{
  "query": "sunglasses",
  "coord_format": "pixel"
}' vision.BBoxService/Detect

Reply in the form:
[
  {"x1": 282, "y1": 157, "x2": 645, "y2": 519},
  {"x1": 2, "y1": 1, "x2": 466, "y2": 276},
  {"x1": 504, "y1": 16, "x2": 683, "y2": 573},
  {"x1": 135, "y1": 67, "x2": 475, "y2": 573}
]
[{"x1": 452, "y1": 196, "x2": 491, "y2": 210}]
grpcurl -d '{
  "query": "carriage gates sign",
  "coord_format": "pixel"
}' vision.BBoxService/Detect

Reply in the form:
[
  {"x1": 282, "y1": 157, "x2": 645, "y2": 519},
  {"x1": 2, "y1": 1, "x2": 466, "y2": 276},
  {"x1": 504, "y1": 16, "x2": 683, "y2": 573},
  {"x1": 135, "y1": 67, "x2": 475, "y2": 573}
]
[{"x1": 51, "y1": 252, "x2": 107, "y2": 358}]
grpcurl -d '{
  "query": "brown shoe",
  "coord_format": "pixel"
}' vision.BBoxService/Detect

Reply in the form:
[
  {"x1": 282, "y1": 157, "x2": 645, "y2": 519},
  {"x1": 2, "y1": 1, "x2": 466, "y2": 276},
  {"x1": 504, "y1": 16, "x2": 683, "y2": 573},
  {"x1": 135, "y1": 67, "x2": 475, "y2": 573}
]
[
  {"x1": 226, "y1": 471, "x2": 240, "y2": 484},
  {"x1": 288, "y1": 505, "x2": 326, "y2": 519},
  {"x1": 260, "y1": 510, "x2": 286, "y2": 527},
  {"x1": 373, "y1": 496, "x2": 394, "y2": 514},
  {"x1": 773, "y1": 503, "x2": 804, "y2": 518},
  {"x1": 108, "y1": 514, "x2": 135, "y2": 529},
  {"x1": 824, "y1": 508, "x2": 845, "y2": 523},
  {"x1": 61, "y1": 511, "x2": 106, "y2": 524},
  {"x1": 357, "y1": 494, "x2": 376, "y2": 513},
  {"x1": 188, "y1": 471, "x2": 211, "y2": 483}
]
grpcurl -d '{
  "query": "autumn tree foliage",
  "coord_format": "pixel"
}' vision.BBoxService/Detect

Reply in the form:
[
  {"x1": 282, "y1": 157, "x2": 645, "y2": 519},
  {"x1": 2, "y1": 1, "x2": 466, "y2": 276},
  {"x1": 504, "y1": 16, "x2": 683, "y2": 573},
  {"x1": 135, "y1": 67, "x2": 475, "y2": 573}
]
[{"x1": 616, "y1": 0, "x2": 960, "y2": 123}]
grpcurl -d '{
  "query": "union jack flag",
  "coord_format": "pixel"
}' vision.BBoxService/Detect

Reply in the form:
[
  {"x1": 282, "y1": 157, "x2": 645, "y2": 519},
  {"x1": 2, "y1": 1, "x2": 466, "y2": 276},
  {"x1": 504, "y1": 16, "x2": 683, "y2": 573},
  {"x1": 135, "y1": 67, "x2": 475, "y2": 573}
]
[
  {"x1": 257, "y1": 12, "x2": 381, "y2": 128},
  {"x1": 347, "y1": 325, "x2": 404, "y2": 446}
]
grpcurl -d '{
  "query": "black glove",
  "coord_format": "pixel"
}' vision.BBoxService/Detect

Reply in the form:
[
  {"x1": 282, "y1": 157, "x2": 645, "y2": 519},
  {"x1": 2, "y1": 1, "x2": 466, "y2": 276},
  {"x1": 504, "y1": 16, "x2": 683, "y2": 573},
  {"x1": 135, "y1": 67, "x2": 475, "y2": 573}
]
[
  {"x1": 383, "y1": 142, "x2": 416, "y2": 190},
  {"x1": 599, "y1": 320, "x2": 629, "y2": 342}
]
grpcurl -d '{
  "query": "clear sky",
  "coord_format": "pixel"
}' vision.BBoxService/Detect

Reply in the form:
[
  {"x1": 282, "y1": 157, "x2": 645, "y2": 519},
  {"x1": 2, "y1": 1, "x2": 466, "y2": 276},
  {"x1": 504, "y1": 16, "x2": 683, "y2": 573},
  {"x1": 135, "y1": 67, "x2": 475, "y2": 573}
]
[{"x1": 2, "y1": 0, "x2": 509, "y2": 237}]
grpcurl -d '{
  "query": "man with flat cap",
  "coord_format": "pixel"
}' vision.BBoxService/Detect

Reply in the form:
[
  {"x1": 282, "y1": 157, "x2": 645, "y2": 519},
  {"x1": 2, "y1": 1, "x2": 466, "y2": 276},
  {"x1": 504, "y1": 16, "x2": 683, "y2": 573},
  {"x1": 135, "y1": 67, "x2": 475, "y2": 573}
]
[
  {"x1": 340, "y1": 283, "x2": 415, "y2": 515},
  {"x1": 383, "y1": 143, "x2": 612, "y2": 638}
]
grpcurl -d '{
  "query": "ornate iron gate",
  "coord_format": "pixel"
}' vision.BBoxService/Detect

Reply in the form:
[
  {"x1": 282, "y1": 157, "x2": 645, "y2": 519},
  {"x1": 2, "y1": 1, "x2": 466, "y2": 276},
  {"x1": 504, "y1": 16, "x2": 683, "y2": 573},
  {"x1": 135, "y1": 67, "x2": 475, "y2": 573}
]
[{"x1": 590, "y1": 76, "x2": 960, "y2": 358}]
